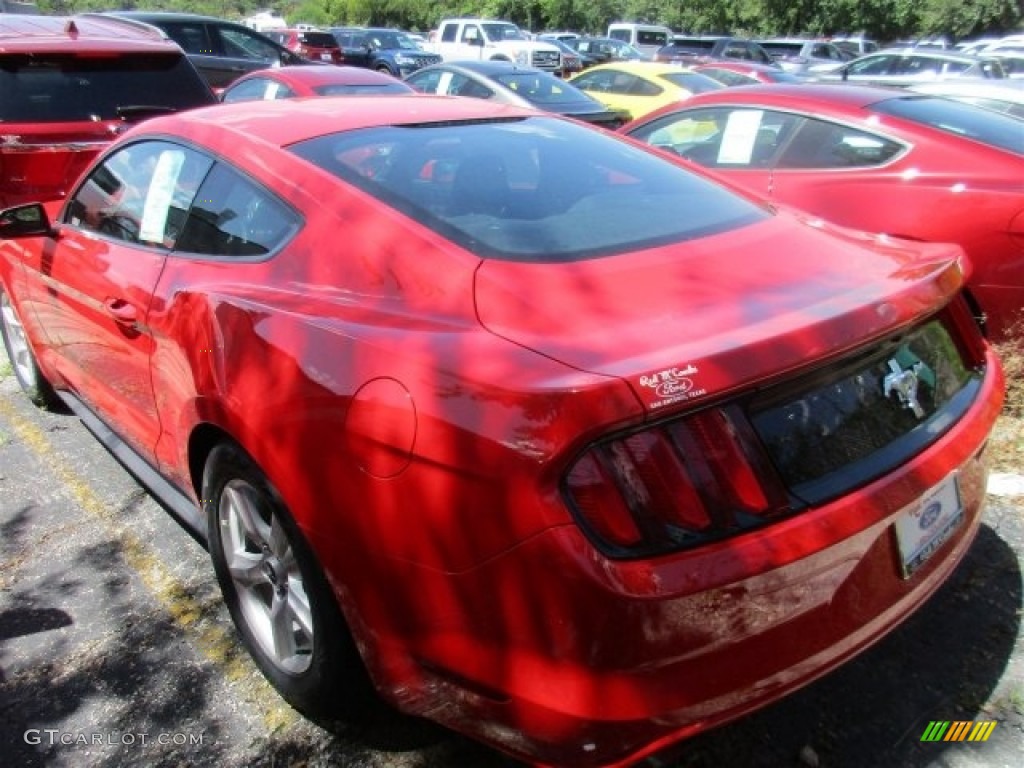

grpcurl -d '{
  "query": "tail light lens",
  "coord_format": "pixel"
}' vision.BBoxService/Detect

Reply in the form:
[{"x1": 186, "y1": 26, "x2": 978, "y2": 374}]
[{"x1": 565, "y1": 405, "x2": 791, "y2": 558}]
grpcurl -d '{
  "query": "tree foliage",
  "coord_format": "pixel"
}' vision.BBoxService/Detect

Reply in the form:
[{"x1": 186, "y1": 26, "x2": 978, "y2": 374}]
[{"x1": 33, "y1": 0, "x2": 1023, "y2": 40}]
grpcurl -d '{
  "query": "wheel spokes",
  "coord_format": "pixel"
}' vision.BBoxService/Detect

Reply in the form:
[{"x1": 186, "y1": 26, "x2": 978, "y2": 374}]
[{"x1": 216, "y1": 477, "x2": 314, "y2": 674}]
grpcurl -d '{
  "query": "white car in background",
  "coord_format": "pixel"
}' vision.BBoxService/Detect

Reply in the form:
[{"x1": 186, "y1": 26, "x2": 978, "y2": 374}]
[{"x1": 908, "y1": 78, "x2": 1024, "y2": 118}]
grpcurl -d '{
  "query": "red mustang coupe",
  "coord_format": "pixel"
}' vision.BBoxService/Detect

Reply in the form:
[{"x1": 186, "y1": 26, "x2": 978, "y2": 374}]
[
  {"x1": 620, "y1": 83, "x2": 1024, "y2": 341},
  {"x1": 220, "y1": 64, "x2": 415, "y2": 102},
  {"x1": 0, "y1": 95, "x2": 1004, "y2": 767}
]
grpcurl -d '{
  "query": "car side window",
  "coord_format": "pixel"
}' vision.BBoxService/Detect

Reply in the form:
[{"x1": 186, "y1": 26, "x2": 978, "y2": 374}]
[
  {"x1": 897, "y1": 56, "x2": 942, "y2": 76},
  {"x1": 629, "y1": 76, "x2": 662, "y2": 96},
  {"x1": 174, "y1": 164, "x2": 299, "y2": 258},
  {"x1": 572, "y1": 70, "x2": 614, "y2": 91},
  {"x1": 217, "y1": 27, "x2": 280, "y2": 62},
  {"x1": 848, "y1": 55, "x2": 892, "y2": 75},
  {"x1": 452, "y1": 75, "x2": 493, "y2": 99},
  {"x1": 66, "y1": 141, "x2": 213, "y2": 249},
  {"x1": 161, "y1": 22, "x2": 213, "y2": 55},
  {"x1": 406, "y1": 69, "x2": 445, "y2": 94},
  {"x1": 777, "y1": 118, "x2": 903, "y2": 169},
  {"x1": 222, "y1": 78, "x2": 269, "y2": 102}
]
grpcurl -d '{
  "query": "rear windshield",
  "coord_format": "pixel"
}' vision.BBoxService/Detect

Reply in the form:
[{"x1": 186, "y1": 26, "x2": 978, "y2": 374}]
[
  {"x1": 492, "y1": 72, "x2": 592, "y2": 105},
  {"x1": 299, "y1": 32, "x2": 339, "y2": 48},
  {"x1": 288, "y1": 116, "x2": 766, "y2": 262},
  {"x1": 0, "y1": 53, "x2": 215, "y2": 123},
  {"x1": 666, "y1": 39, "x2": 717, "y2": 53},
  {"x1": 762, "y1": 42, "x2": 804, "y2": 57},
  {"x1": 659, "y1": 71, "x2": 724, "y2": 93},
  {"x1": 313, "y1": 83, "x2": 412, "y2": 96},
  {"x1": 871, "y1": 95, "x2": 1024, "y2": 155}
]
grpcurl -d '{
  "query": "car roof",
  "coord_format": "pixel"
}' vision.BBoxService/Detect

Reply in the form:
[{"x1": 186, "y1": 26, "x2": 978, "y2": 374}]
[
  {"x1": 651, "y1": 82, "x2": 917, "y2": 113},
  {"x1": 696, "y1": 61, "x2": 784, "y2": 73},
  {"x1": 153, "y1": 94, "x2": 538, "y2": 148},
  {"x1": 582, "y1": 61, "x2": 698, "y2": 77},
  {"x1": 909, "y1": 79, "x2": 1024, "y2": 100},
  {"x1": 102, "y1": 11, "x2": 228, "y2": 23},
  {"x1": 440, "y1": 59, "x2": 547, "y2": 76},
  {"x1": 0, "y1": 13, "x2": 177, "y2": 53},
  {"x1": 237, "y1": 65, "x2": 412, "y2": 87},
  {"x1": 871, "y1": 47, "x2": 991, "y2": 62}
]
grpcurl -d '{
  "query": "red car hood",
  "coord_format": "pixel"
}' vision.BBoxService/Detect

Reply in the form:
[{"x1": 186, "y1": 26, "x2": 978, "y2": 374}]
[{"x1": 475, "y1": 214, "x2": 967, "y2": 413}]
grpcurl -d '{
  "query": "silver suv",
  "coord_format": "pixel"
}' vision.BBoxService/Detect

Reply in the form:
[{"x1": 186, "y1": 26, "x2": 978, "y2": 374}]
[
  {"x1": 816, "y1": 48, "x2": 1007, "y2": 87},
  {"x1": 756, "y1": 38, "x2": 848, "y2": 73}
]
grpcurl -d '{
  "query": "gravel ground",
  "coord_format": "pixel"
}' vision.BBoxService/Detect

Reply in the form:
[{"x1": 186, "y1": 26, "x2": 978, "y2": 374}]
[{"x1": 1, "y1": 354, "x2": 1021, "y2": 768}]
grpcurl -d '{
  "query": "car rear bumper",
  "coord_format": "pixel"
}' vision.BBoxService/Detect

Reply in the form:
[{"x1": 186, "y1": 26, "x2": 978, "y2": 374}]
[{"x1": 369, "y1": 348, "x2": 1004, "y2": 767}]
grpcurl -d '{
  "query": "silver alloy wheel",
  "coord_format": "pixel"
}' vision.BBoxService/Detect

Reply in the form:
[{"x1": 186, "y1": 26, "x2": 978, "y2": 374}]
[
  {"x1": 1, "y1": 292, "x2": 38, "y2": 389},
  {"x1": 218, "y1": 478, "x2": 314, "y2": 674}
]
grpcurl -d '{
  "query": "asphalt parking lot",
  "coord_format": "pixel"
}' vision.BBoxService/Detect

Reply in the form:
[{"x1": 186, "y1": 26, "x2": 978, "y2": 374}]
[{"x1": 1, "y1": 350, "x2": 1022, "y2": 768}]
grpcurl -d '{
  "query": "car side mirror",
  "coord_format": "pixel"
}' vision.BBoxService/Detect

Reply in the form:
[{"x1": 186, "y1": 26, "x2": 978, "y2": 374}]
[{"x1": 0, "y1": 203, "x2": 55, "y2": 239}]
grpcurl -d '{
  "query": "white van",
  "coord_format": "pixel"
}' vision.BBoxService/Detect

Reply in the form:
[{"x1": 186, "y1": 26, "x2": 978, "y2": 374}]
[{"x1": 607, "y1": 22, "x2": 672, "y2": 56}]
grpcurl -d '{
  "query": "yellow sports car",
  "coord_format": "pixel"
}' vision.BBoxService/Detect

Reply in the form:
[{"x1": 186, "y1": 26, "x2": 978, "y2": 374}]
[{"x1": 568, "y1": 61, "x2": 724, "y2": 120}]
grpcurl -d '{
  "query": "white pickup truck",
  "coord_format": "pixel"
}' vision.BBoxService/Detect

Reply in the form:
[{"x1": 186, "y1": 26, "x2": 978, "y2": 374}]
[{"x1": 427, "y1": 18, "x2": 562, "y2": 73}]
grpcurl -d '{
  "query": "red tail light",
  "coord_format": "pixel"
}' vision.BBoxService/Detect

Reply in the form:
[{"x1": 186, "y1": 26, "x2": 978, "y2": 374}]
[{"x1": 565, "y1": 405, "x2": 791, "y2": 557}]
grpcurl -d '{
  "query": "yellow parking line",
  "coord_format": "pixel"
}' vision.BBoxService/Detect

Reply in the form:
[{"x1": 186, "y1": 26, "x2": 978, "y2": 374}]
[{"x1": 0, "y1": 394, "x2": 298, "y2": 733}]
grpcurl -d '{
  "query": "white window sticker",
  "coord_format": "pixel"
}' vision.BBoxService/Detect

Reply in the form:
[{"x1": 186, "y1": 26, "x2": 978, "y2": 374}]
[
  {"x1": 437, "y1": 70, "x2": 454, "y2": 95},
  {"x1": 717, "y1": 110, "x2": 763, "y2": 165},
  {"x1": 139, "y1": 150, "x2": 184, "y2": 245}
]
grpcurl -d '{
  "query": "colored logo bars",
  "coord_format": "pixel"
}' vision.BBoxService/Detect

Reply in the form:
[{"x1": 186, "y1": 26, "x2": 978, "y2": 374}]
[{"x1": 920, "y1": 721, "x2": 997, "y2": 742}]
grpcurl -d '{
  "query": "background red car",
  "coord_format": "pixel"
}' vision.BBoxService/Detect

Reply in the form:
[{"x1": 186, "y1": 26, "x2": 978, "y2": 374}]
[
  {"x1": 267, "y1": 28, "x2": 344, "y2": 65},
  {"x1": 0, "y1": 13, "x2": 215, "y2": 207},
  {"x1": 219, "y1": 65, "x2": 415, "y2": 102},
  {"x1": 695, "y1": 60, "x2": 807, "y2": 85},
  {"x1": 621, "y1": 84, "x2": 1024, "y2": 341},
  {"x1": 0, "y1": 95, "x2": 1004, "y2": 767}
]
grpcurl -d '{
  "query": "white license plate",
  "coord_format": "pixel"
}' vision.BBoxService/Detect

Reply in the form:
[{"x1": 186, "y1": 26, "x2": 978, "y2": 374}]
[
  {"x1": 321, "y1": 53, "x2": 332, "y2": 61},
  {"x1": 894, "y1": 473, "x2": 963, "y2": 578}
]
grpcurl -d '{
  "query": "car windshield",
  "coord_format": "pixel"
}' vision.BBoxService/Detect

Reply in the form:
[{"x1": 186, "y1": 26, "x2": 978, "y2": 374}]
[
  {"x1": 872, "y1": 95, "x2": 1024, "y2": 155},
  {"x1": 0, "y1": 53, "x2": 214, "y2": 122},
  {"x1": 483, "y1": 23, "x2": 527, "y2": 42},
  {"x1": 494, "y1": 72, "x2": 590, "y2": 105},
  {"x1": 368, "y1": 30, "x2": 418, "y2": 50},
  {"x1": 288, "y1": 116, "x2": 766, "y2": 262}
]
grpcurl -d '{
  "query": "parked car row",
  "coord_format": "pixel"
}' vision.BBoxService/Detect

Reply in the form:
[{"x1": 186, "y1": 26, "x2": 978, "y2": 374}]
[
  {"x1": 2, "y1": 10, "x2": 1021, "y2": 768},
  {"x1": 621, "y1": 83, "x2": 1024, "y2": 340}
]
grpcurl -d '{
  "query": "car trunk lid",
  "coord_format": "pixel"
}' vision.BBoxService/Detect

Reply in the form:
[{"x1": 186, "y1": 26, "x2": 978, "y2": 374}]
[{"x1": 474, "y1": 215, "x2": 968, "y2": 414}]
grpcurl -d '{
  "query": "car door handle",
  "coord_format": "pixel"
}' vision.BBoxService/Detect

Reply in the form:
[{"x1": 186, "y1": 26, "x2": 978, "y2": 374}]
[{"x1": 104, "y1": 298, "x2": 137, "y2": 324}]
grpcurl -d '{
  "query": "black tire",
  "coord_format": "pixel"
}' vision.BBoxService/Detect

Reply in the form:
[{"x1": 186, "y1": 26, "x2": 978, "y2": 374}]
[
  {"x1": 204, "y1": 442, "x2": 374, "y2": 722},
  {"x1": 0, "y1": 285, "x2": 62, "y2": 409},
  {"x1": 375, "y1": 64, "x2": 395, "y2": 77}
]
